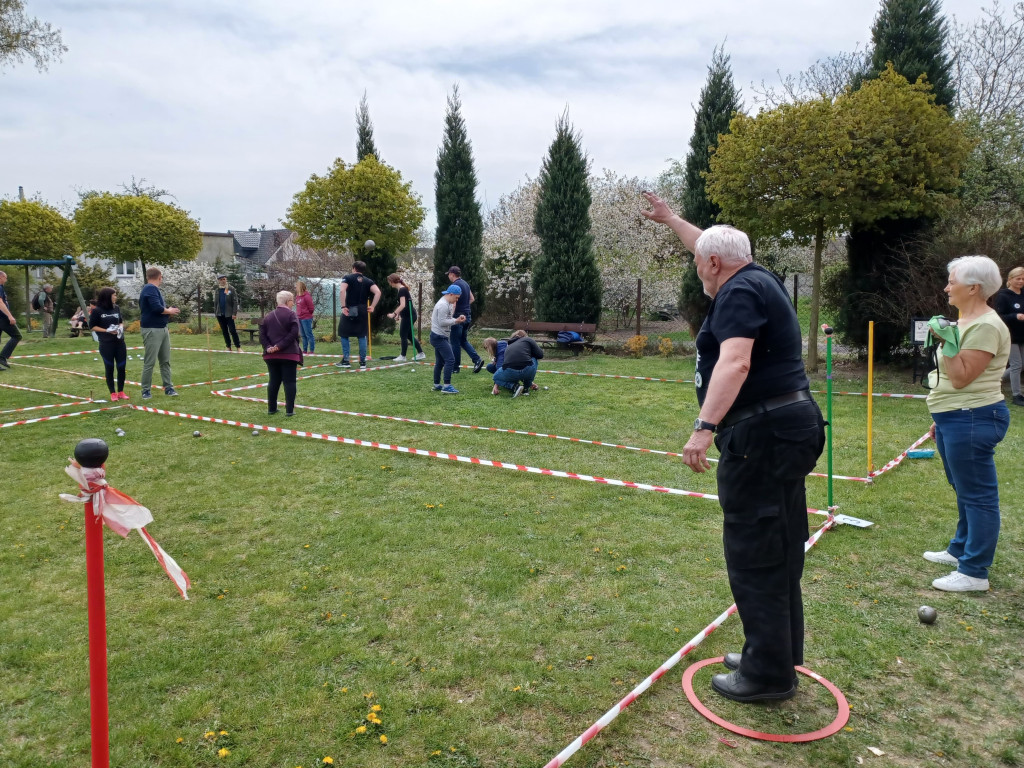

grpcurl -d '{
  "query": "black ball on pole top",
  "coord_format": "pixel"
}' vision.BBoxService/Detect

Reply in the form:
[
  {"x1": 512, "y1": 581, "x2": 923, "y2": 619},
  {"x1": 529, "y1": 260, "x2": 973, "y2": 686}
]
[{"x1": 74, "y1": 438, "x2": 109, "y2": 469}]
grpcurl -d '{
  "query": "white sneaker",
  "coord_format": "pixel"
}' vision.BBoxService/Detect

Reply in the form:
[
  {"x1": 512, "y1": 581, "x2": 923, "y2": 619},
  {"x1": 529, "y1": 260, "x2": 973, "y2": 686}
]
[
  {"x1": 394, "y1": 355, "x2": 407, "y2": 362},
  {"x1": 923, "y1": 550, "x2": 959, "y2": 566},
  {"x1": 932, "y1": 571, "x2": 989, "y2": 592},
  {"x1": 415, "y1": 352, "x2": 426, "y2": 361}
]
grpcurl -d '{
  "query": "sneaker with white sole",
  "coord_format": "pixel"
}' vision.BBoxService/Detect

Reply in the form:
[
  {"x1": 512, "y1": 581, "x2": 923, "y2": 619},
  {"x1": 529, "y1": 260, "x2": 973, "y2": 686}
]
[
  {"x1": 394, "y1": 355, "x2": 407, "y2": 362},
  {"x1": 924, "y1": 550, "x2": 959, "y2": 566},
  {"x1": 432, "y1": 384, "x2": 443, "y2": 391},
  {"x1": 415, "y1": 352, "x2": 426, "y2": 361},
  {"x1": 932, "y1": 571, "x2": 989, "y2": 592},
  {"x1": 440, "y1": 384, "x2": 459, "y2": 394},
  {"x1": 512, "y1": 383, "x2": 524, "y2": 398},
  {"x1": 141, "y1": 389, "x2": 152, "y2": 400}
]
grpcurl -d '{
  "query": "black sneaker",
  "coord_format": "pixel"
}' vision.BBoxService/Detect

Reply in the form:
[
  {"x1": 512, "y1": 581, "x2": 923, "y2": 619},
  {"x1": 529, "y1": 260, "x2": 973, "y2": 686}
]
[
  {"x1": 472, "y1": 358, "x2": 484, "y2": 373},
  {"x1": 0, "y1": 358, "x2": 9, "y2": 370},
  {"x1": 359, "y1": 360, "x2": 367, "y2": 369},
  {"x1": 335, "y1": 359, "x2": 351, "y2": 368},
  {"x1": 1013, "y1": 394, "x2": 1024, "y2": 407},
  {"x1": 164, "y1": 387, "x2": 179, "y2": 397}
]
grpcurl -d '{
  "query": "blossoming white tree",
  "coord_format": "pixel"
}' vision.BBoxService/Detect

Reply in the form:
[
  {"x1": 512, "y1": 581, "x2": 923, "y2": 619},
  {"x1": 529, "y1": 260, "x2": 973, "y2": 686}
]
[{"x1": 482, "y1": 171, "x2": 685, "y2": 326}]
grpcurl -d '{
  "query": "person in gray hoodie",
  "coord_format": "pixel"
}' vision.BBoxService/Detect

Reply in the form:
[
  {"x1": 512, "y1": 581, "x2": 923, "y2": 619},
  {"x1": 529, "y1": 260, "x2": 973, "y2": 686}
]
[{"x1": 429, "y1": 284, "x2": 466, "y2": 394}]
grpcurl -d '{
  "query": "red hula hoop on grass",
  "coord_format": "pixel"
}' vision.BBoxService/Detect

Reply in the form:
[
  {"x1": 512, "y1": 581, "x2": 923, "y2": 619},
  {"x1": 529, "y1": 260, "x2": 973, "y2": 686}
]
[{"x1": 681, "y1": 656, "x2": 850, "y2": 743}]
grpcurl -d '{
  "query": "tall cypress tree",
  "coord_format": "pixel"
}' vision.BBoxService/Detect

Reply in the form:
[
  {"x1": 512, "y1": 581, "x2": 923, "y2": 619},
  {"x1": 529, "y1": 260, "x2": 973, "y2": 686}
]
[
  {"x1": 679, "y1": 45, "x2": 742, "y2": 332},
  {"x1": 532, "y1": 113, "x2": 602, "y2": 324},
  {"x1": 842, "y1": 0, "x2": 954, "y2": 354},
  {"x1": 433, "y1": 85, "x2": 485, "y2": 314},
  {"x1": 355, "y1": 91, "x2": 379, "y2": 162}
]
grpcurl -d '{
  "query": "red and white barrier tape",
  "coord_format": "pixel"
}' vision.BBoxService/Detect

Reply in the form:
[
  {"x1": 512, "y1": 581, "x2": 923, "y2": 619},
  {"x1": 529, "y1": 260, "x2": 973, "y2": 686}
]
[
  {"x1": 170, "y1": 346, "x2": 346, "y2": 359},
  {"x1": 175, "y1": 361, "x2": 341, "y2": 390},
  {"x1": 9, "y1": 346, "x2": 144, "y2": 359},
  {"x1": 869, "y1": 430, "x2": 933, "y2": 479},
  {"x1": 10, "y1": 361, "x2": 141, "y2": 386},
  {"x1": 542, "y1": 513, "x2": 838, "y2": 768},
  {"x1": 0, "y1": 382, "x2": 95, "y2": 401},
  {"x1": 210, "y1": 362, "x2": 411, "y2": 394},
  {"x1": 1, "y1": 405, "x2": 124, "y2": 429},
  {"x1": 129, "y1": 404, "x2": 832, "y2": 517},
  {"x1": 0, "y1": 400, "x2": 94, "y2": 415}
]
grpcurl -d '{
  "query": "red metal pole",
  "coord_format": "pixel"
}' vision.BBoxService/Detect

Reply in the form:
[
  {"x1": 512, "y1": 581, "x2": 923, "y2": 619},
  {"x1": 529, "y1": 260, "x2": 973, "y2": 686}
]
[
  {"x1": 85, "y1": 495, "x2": 110, "y2": 768},
  {"x1": 76, "y1": 438, "x2": 111, "y2": 768}
]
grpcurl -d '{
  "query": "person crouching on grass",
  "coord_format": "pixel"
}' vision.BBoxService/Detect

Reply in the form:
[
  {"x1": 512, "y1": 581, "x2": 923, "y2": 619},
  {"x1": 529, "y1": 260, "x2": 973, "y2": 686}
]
[
  {"x1": 430, "y1": 284, "x2": 466, "y2": 394},
  {"x1": 484, "y1": 330, "x2": 532, "y2": 396},
  {"x1": 495, "y1": 332, "x2": 544, "y2": 398},
  {"x1": 260, "y1": 290, "x2": 303, "y2": 417}
]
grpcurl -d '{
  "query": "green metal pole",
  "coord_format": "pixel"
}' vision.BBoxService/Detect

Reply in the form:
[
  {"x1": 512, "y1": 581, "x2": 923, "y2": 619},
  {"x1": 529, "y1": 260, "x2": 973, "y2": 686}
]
[{"x1": 822, "y1": 323, "x2": 834, "y2": 509}]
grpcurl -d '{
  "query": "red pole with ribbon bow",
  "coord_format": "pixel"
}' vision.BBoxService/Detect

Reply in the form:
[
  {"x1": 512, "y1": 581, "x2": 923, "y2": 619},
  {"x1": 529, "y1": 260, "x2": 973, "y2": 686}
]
[
  {"x1": 76, "y1": 438, "x2": 111, "y2": 768},
  {"x1": 63, "y1": 438, "x2": 190, "y2": 767}
]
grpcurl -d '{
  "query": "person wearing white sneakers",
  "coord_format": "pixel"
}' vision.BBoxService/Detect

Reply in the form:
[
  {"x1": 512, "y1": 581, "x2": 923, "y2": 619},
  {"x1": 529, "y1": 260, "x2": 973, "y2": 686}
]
[
  {"x1": 924, "y1": 255, "x2": 1011, "y2": 592},
  {"x1": 386, "y1": 273, "x2": 425, "y2": 362}
]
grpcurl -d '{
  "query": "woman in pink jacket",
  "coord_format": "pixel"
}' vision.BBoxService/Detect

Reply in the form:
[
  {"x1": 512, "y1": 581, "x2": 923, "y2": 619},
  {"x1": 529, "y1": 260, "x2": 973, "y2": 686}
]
[{"x1": 294, "y1": 280, "x2": 316, "y2": 353}]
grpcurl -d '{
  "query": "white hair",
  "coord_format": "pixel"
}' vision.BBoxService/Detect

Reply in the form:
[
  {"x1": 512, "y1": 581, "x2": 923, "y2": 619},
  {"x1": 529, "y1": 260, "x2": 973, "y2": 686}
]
[
  {"x1": 276, "y1": 290, "x2": 294, "y2": 306},
  {"x1": 948, "y1": 255, "x2": 1002, "y2": 299},
  {"x1": 694, "y1": 225, "x2": 752, "y2": 267}
]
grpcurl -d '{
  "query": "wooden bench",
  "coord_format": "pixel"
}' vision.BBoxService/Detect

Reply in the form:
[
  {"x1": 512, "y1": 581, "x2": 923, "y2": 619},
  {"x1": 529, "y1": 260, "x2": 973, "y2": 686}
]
[
  {"x1": 240, "y1": 327, "x2": 260, "y2": 344},
  {"x1": 512, "y1": 321, "x2": 604, "y2": 355}
]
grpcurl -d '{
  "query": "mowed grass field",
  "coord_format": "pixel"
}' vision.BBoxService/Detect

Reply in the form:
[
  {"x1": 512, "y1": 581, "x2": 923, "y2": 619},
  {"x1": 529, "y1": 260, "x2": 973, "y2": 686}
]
[{"x1": 1, "y1": 331, "x2": 1022, "y2": 768}]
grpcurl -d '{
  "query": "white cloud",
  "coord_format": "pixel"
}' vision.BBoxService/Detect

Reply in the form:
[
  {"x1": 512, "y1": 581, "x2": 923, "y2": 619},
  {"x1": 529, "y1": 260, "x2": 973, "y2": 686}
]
[{"x1": 1, "y1": 0, "x2": 988, "y2": 232}]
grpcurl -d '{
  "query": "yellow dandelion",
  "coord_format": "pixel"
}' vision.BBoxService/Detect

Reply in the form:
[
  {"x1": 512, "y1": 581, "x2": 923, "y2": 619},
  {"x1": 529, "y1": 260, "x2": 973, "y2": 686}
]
[
  {"x1": 304, "y1": 544, "x2": 310, "y2": 549},
  {"x1": 586, "y1": 655, "x2": 594, "y2": 661},
  {"x1": 218, "y1": 747, "x2": 231, "y2": 758},
  {"x1": 432, "y1": 750, "x2": 442, "y2": 756},
  {"x1": 205, "y1": 731, "x2": 216, "y2": 739},
  {"x1": 176, "y1": 737, "x2": 184, "y2": 744},
  {"x1": 380, "y1": 735, "x2": 388, "y2": 744},
  {"x1": 219, "y1": 730, "x2": 228, "y2": 735},
  {"x1": 371, "y1": 704, "x2": 382, "y2": 712},
  {"x1": 364, "y1": 691, "x2": 375, "y2": 698},
  {"x1": 355, "y1": 725, "x2": 367, "y2": 734},
  {"x1": 450, "y1": 747, "x2": 457, "y2": 752},
  {"x1": 217, "y1": 594, "x2": 225, "y2": 600},
  {"x1": 341, "y1": 687, "x2": 348, "y2": 692},
  {"x1": 323, "y1": 758, "x2": 334, "y2": 765},
  {"x1": 512, "y1": 685, "x2": 521, "y2": 691}
]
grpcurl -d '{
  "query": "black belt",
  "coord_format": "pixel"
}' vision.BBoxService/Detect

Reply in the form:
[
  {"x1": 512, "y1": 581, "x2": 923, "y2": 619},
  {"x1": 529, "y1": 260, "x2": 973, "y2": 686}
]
[{"x1": 720, "y1": 390, "x2": 814, "y2": 429}]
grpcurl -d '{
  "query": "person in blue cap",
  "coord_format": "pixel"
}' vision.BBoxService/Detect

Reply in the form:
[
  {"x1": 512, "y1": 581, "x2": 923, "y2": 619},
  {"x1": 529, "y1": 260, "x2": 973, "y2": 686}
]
[{"x1": 429, "y1": 284, "x2": 467, "y2": 393}]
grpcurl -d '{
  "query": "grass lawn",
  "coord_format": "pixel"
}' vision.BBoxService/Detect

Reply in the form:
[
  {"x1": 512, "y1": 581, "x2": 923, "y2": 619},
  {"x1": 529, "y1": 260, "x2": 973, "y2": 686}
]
[{"x1": 1, "y1": 331, "x2": 1022, "y2": 768}]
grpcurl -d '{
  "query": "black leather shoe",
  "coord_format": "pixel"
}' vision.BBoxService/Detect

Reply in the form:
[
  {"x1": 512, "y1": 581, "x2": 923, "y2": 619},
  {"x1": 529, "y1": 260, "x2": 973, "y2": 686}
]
[
  {"x1": 711, "y1": 670, "x2": 796, "y2": 702},
  {"x1": 473, "y1": 358, "x2": 484, "y2": 373},
  {"x1": 721, "y1": 653, "x2": 798, "y2": 687}
]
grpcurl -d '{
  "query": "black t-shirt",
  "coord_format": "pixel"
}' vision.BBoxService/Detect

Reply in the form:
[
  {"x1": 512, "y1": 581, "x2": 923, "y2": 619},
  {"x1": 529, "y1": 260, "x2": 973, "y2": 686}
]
[
  {"x1": 89, "y1": 306, "x2": 124, "y2": 342},
  {"x1": 342, "y1": 273, "x2": 375, "y2": 309},
  {"x1": 397, "y1": 287, "x2": 416, "y2": 320},
  {"x1": 695, "y1": 263, "x2": 808, "y2": 409}
]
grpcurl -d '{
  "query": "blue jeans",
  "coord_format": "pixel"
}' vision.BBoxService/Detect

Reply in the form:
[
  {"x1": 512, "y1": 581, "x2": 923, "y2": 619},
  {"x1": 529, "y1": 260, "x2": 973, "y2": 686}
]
[
  {"x1": 493, "y1": 359, "x2": 538, "y2": 391},
  {"x1": 341, "y1": 335, "x2": 367, "y2": 362},
  {"x1": 932, "y1": 403, "x2": 1010, "y2": 579},
  {"x1": 449, "y1": 320, "x2": 480, "y2": 370},
  {"x1": 430, "y1": 332, "x2": 455, "y2": 384},
  {"x1": 299, "y1": 318, "x2": 315, "y2": 352}
]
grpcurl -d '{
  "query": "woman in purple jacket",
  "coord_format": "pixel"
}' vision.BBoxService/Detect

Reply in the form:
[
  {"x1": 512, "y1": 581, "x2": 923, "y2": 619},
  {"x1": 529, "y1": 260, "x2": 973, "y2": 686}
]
[{"x1": 259, "y1": 290, "x2": 303, "y2": 417}]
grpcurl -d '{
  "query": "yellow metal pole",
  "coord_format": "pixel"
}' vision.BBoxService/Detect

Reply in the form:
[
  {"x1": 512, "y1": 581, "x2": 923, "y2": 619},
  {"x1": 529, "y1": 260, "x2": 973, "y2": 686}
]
[
  {"x1": 867, "y1": 320, "x2": 875, "y2": 475},
  {"x1": 366, "y1": 299, "x2": 372, "y2": 359}
]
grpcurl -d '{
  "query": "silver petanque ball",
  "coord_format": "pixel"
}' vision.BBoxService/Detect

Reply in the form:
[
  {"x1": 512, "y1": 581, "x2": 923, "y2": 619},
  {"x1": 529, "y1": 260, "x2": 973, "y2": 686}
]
[
  {"x1": 543, "y1": 386, "x2": 549, "y2": 390},
  {"x1": 192, "y1": 430, "x2": 201, "y2": 437},
  {"x1": 918, "y1": 605, "x2": 938, "y2": 624},
  {"x1": 252, "y1": 429, "x2": 260, "y2": 436}
]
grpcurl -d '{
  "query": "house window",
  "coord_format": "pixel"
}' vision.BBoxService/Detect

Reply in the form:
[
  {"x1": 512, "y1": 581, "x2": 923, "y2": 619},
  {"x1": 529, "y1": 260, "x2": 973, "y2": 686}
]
[{"x1": 115, "y1": 261, "x2": 136, "y2": 277}]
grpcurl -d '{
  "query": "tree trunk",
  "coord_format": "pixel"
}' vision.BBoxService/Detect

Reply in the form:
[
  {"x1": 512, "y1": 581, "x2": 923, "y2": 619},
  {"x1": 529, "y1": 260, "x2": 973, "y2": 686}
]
[{"x1": 807, "y1": 219, "x2": 825, "y2": 371}]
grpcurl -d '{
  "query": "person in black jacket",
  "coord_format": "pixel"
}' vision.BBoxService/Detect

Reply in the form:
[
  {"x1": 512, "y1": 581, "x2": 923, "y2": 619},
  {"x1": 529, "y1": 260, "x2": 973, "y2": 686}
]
[
  {"x1": 492, "y1": 333, "x2": 544, "y2": 398},
  {"x1": 996, "y1": 266, "x2": 1024, "y2": 406},
  {"x1": 90, "y1": 287, "x2": 129, "y2": 400}
]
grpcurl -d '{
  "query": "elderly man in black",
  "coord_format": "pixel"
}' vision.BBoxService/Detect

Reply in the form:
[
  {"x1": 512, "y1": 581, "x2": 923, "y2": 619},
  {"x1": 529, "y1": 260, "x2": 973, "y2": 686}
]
[{"x1": 642, "y1": 192, "x2": 825, "y2": 703}]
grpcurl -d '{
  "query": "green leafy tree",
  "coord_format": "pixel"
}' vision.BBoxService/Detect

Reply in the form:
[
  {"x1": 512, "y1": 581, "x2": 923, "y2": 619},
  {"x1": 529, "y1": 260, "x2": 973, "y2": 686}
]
[
  {"x1": 356, "y1": 91, "x2": 379, "y2": 162},
  {"x1": 0, "y1": 199, "x2": 76, "y2": 324},
  {"x1": 679, "y1": 45, "x2": 743, "y2": 334},
  {"x1": 74, "y1": 193, "x2": 202, "y2": 279},
  {"x1": 708, "y1": 67, "x2": 971, "y2": 369},
  {"x1": 284, "y1": 155, "x2": 425, "y2": 324},
  {"x1": 532, "y1": 113, "x2": 602, "y2": 324},
  {"x1": 0, "y1": 0, "x2": 66, "y2": 71},
  {"x1": 845, "y1": 0, "x2": 956, "y2": 354},
  {"x1": 0, "y1": 199, "x2": 76, "y2": 261},
  {"x1": 433, "y1": 85, "x2": 486, "y2": 314}
]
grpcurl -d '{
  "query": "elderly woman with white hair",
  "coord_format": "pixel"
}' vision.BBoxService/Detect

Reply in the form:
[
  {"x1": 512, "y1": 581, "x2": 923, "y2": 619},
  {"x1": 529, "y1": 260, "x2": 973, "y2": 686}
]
[
  {"x1": 259, "y1": 290, "x2": 302, "y2": 417},
  {"x1": 923, "y1": 255, "x2": 1011, "y2": 592}
]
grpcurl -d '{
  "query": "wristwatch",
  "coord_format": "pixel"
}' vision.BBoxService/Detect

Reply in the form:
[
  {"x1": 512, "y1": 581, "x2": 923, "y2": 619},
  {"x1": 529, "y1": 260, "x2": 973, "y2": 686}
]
[{"x1": 693, "y1": 418, "x2": 718, "y2": 433}]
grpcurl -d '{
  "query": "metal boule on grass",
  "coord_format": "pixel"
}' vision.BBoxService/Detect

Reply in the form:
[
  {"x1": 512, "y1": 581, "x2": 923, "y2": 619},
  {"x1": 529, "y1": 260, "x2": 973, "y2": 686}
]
[
  {"x1": 192, "y1": 431, "x2": 202, "y2": 437},
  {"x1": 252, "y1": 429, "x2": 260, "y2": 436},
  {"x1": 918, "y1": 605, "x2": 938, "y2": 624}
]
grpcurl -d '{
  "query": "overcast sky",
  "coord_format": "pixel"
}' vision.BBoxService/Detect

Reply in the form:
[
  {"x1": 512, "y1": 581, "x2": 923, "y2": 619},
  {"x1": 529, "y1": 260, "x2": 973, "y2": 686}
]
[{"x1": 1, "y1": 0, "x2": 988, "y2": 234}]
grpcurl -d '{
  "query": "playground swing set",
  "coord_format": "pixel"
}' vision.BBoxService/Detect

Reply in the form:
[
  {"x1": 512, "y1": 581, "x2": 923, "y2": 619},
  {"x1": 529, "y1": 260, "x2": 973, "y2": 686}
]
[{"x1": 1, "y1": 255, "x2": 90, "y2": 337}]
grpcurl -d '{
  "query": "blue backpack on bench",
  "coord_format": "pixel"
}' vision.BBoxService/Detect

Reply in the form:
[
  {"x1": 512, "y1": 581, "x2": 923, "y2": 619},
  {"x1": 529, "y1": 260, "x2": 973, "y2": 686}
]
[{"x1": 556, "y1": 331, "x2": 584, "y2": 343}]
